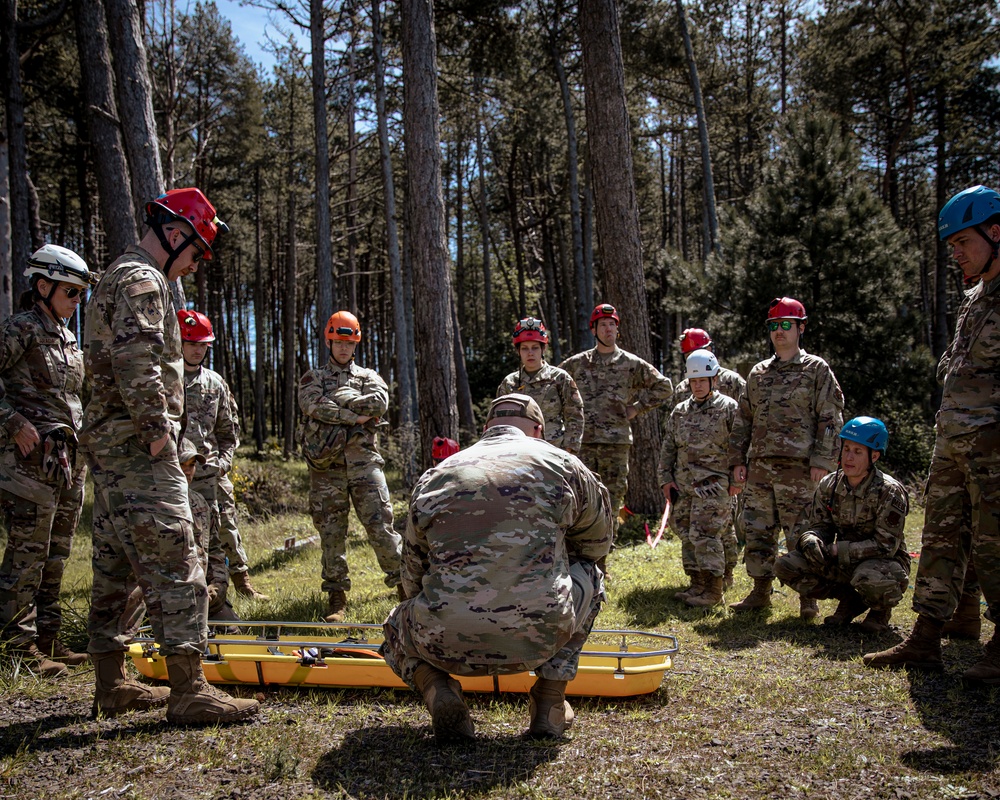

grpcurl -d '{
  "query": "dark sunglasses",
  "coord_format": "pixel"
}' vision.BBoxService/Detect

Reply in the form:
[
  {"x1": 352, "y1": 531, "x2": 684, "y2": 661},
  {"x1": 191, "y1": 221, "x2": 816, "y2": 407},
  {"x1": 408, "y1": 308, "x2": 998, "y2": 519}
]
[
  {"x1": 767, "y1": 320, "x2": 794, "y2": 331},
  {"x1": 191, "y1": 243, "x2": 207, "y2": 262},
  {"x1": 61, "y1": 286, "x2": 86, "y2": 299}
]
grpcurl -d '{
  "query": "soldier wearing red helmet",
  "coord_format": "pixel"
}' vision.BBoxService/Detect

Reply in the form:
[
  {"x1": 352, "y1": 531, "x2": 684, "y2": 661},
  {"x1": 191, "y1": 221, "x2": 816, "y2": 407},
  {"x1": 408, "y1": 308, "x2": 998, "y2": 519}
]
[
  {"x1": 431, "y1": 436, "x2": 460, "y2": 464},
  {"x1": 80, "y1": 188, "x2": 258, "y2": 725},
  {"x1": 728, "y1": 297, "x2": 844, "y2": 618},
  {"x1": 496, "y1": 317, "x2": 584, "y2": 454},
  {"x1": 559, "y1": 303, "x2": 673, "y2": 535},
  {"x1": 298, "y1": 311, "x2": 403, "y2": 623}
]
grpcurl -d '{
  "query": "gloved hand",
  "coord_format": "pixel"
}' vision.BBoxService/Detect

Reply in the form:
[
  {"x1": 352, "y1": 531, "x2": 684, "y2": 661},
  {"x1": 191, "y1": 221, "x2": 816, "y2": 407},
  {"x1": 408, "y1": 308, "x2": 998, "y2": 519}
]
[{"x1": 799, "y1": 533, "x2": 828, "y2": 568}]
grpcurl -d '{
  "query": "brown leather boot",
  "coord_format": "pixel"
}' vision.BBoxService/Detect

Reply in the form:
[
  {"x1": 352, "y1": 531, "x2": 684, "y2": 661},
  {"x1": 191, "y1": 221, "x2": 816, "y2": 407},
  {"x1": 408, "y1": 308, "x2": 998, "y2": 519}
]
[
  {"x1": 863, "y1": 614, "x2": 944, "y2": 670},
  {"x1": 687, "y1": 575, "x2": 724, "y2": 608},
  {"x1": 963, "y1": 628, "x2": 1000, "y2": 685},
  {"x1": 941, "y1": 589, "x2": 982, "y2": 640},
  {"x1": 528, "y1": 678, "x2": 573, "y2": 739},
  {"x1": 13, "y1": 642, "x2": 67, "y2": 678},
  {"x1": 857, "y1": 608, "x2": 892, "y2": 635},
  {"x1": 165, "y1": 653, "x2": 259, "y2": 725},
  {"x1": 413, "y1": 662, "x2": 475, "y2": 743},
  {"x1": 673, "y1": 572, "x2": 700, "y2": 602},
  {"x1": 824, "y1": 589, "x2": 868, "y2": 626},
  {"x1": 36, "y1": 637, "x2": 90, "y2": 666},
  {"x1": 231, "y1": 571, "x2": 269, "y2": 600},
  {"x1": 92, "y1": 651, "x2": 170, "y2": 718},
  {"x1": 324, "y1": 589, "x2": 348, "y2": 623},
  {"x1": 800, "y1": 597, "x2": 820, "y2": 620},
  {"x1": 730, "y1": 578, "x2": 773, "y2": 612}
]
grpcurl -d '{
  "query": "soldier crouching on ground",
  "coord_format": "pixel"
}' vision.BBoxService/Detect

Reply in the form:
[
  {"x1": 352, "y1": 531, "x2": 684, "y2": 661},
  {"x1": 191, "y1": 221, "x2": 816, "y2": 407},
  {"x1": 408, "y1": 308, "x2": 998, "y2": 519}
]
[
  {"x1": 659, "y1": 350, "x2": 741, "y2": 608},
  {"x1": 774, "y1": 417, "x2": 910, "y2": 634},
  {"x1": 298, "y1": 311, "x2": 402, "y2": 623},
  {"x1": 81, "y1": 187, "x2": 258, "y2": 724},
  {"x1": 382, "y1": 393, "x2": 612, "y2": 743}
]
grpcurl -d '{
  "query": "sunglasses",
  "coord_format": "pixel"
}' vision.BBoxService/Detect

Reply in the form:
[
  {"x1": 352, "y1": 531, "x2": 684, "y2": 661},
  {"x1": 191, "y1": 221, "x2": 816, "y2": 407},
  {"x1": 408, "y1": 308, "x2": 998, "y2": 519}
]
[
  {"x1": 767, "y1": 320, "x2": 795, "y2": 331},
  {"x1": 191, "y1": 242, "x2": 207, "y2": 262},
  {"x1": 61, "y1": 286, "x2": 86, "y2": 299}
]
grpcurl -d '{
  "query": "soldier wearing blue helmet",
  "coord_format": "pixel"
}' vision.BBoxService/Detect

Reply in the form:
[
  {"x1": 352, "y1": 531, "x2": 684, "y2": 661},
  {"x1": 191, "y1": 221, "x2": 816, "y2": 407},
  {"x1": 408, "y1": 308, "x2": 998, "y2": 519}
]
[
  {"x1": 774, "y1": 417, "x2": 910, "y2": 634},
  {"x1": 865, "y1": 186, "x2": 1000, "y2": 680}
]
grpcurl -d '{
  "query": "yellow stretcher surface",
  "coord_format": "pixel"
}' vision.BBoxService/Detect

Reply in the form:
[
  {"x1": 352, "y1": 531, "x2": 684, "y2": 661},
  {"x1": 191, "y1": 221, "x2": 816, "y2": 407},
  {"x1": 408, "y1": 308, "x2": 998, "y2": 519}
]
[{"x1": 128, "y1": 622, "x2": 678, "y2": 698}]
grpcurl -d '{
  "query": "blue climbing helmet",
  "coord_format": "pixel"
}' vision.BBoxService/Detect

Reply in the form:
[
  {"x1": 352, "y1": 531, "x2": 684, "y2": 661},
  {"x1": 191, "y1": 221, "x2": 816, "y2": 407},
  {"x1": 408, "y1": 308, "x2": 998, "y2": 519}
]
[
  {"x1": 839, "y1": 416, "x2": 888, "y2": 454},
  {"x1": 938, "y1": 185, "x2": 1000, "y2": 240}
]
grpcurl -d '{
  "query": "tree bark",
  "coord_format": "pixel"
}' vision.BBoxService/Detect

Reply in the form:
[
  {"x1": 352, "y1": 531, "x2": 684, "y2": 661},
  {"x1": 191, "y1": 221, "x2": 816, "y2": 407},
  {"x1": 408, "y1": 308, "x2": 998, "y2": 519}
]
[
  {"x1": 580, "y1": 0, "x2": 662, "y2": 515},
  {"x1": 400, "y1": 0, "x2": 459, "y2": 464},
  {"x1": 311, "y1": 0, "x2": 334, "y2": 330},
  {"x1": 0, "y1": 132, "x2": 11, "y2": 319},
  {"x1": 2, "y1": 0, "x2": 31, "y2": 300}
]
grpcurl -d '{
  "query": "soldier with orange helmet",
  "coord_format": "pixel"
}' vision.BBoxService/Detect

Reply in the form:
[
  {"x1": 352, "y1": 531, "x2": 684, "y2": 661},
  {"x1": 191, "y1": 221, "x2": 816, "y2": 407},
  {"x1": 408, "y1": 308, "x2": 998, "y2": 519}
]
[
  {"x1": 728, "y1": 297, "x2": 844, "y2": 617},
  {"x1": 497, "y1": 317, "x2": 584, "y2": 454},
  {"x1": 298, "y1": 311, "x2": 402, "y2": 622}
]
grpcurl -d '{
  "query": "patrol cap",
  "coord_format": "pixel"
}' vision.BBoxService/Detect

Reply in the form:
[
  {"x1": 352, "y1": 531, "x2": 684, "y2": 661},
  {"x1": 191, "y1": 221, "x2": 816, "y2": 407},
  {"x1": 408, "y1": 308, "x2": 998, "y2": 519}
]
[
  {"x1": 178, "y1": 437, "x2": 206, "y2": 465},
  {"x1": 486, "y1": 393, "x2": 545, "y2": 432}
]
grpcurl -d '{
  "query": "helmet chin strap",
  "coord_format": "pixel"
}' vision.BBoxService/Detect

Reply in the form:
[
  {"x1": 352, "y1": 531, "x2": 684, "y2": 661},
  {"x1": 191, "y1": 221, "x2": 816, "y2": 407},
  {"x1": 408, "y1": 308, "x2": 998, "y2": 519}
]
[
  {"x1": 970, "y1": 226, "x2": 1000, "y2": 285},
  {"x1": 153, "y1": 222, "x2": 199, "y2": 277},
  {"x1": 38, "y1": 279, "x2": 69, "y2": 327}
]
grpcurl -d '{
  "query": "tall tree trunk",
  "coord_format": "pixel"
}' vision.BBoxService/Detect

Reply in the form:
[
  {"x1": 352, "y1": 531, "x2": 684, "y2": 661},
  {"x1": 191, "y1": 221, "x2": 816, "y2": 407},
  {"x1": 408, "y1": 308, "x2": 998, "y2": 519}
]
[
  {"x1": 346, "y1": 23, "x2": 358, "y2": 313},
  {"x1": 451, "y1": 291, "x2": 475, "y2": 442},
  {"x1": 0, "y1": 132, "x2": 11, "y2": 319},
  {"x1": 74, "y1": 0, "x2": 136, "y2": 260},
  {"x1": 311, "y1": 0, "x2": 334, "y2": 331},
  {"x1": 475, "y1": 77, "x2": 493, "y2": 341},
  {"x1": 931, "y1": 84, "x2": 949, "y2": 411},
  {"x1": 580, "y1": 0, "x2": 662, "y2": 515},
  {"x1": 105, "y1": 0, "x2": 164, "y2": 210},
  {"x1": 400, "y1": 0, "x2": 458, "y2": 464},
  {"x1": 2, "y1": 0, "x2": 31, "y2": 300}
]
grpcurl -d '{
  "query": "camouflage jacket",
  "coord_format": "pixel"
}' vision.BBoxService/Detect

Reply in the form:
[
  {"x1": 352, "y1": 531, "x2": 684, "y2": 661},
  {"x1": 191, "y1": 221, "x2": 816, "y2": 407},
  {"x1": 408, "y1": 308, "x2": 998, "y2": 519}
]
[
  {"x1": 497, "y1": 360, "x2": 585, "y2": 454},
  {"x1": 0, "y1": 306, "x2": 84, "y2": 439},
  {"x1": 658, "y1": 392, "x2": 738, "y2": 490},
  {"x1": 796, "y1": 467, "x2": 910, "y2": 572},
  {"x1": 183, "y1": 366, "x2": 238, "y2": 479},
  {"x1": 298, "y1": 358, "x2": 388, "y2": 468},
  {"x1": 935, "y1": 271, "x2": 1000, "y2": 439},
  {"x1": 672, "y1": 365, "x2": 746, "y2": 408},
  {"x1": 80, "y1": 246, "x2": 184, "y2": 451},
  {"x1": 401, "y1": 425, "x2": 612, "y2": 666},
  {"x1": 729, "y1": 348, "x2": 844, "y2": 472},
  {"x1": 558, "y1": 347, "x2": 673, "y2": 445}
]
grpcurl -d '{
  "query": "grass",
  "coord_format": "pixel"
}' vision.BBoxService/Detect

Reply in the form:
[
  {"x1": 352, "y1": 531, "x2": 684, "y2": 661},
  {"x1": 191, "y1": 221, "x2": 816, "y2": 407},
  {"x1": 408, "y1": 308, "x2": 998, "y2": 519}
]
[{"x1": 1, "y1": 449, "x2": 999, "y2": 799}]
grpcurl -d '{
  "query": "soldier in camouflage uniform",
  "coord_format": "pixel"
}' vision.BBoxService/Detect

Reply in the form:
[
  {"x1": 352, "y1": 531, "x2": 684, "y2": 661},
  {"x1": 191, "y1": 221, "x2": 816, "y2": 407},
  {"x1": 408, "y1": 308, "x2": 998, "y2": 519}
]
[
  {"x1": 658, "y1": 350, "x2": 741, "y2": 608},
  {"x1": 383, "y1": 393, "x2": 612, "y2": 742},
  {"x1": 497, "y1": 317, "x2": 584, "y2": 454},
  {"x1": 866, "y1": 186, "x2": 1000, "y2": 682},
  {"x1": 81, "y1": 187, "x2": 258, "y2": 724},
  {"x1": 0, "y1": 245, "x2": 94, "y2": 678},
  {"x1": 775, "y1": 417, "x2": 910, "y2": 634},
  {"x1": 298, "y1": 310, "x2": 402, "y2": 623},
  {"x1": 559, "y1": 303, "x2": 673, "y2": 532},
  {"x1": 729, "y1": 297, "x2": 845, "y2": 618}
]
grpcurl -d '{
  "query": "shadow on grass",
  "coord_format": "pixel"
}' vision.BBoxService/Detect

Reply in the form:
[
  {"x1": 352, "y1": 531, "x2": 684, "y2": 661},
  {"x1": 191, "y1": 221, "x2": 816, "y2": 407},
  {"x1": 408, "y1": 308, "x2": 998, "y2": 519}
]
[
  {"x1": 0, "y1": 709, "x2": 168, "y2": 756},
  {"x1": 617, "y1": 584, "x2": 720, "y2": 628}
]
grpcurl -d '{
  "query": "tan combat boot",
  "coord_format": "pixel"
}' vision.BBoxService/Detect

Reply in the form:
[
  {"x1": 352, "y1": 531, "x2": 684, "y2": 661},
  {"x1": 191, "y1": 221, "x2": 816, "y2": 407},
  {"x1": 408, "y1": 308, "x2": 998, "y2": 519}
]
[
  {"x1": 723, "y1": 566, "x2": 735, "y2": 591},
  {"x1": 528, "y1": 678, "x2": 574, "y2": 739},
  {"x1": 824, "y1": 589, "x2": 867, "y2": 626},
  {"x1": 412, "y1": 662, "x2": 475, "y2": 743},
  {"x1": 92, "y1": 651, "x2": 170, "y2": 718},
  {"x1": 687, "y1": 574, "x2": 724, "y2": 608},
  {"x1": 857, "y1": 608, "x2": 892, "y2": 635},
  {"x1": 800, "y1": 597, "x2": 820, "y2": 621},
  {"x1": 674, "y1": 572, "x2": 701, "y2": 602},
  {"x1": 963, "y1": 628, "x2": 1000, "y2": 685},
  {"x1": 231, "y1": 571, "x2": 269, "y2": 600},
  {"x1": 36, "y1": 637, "x2": 90, "y2": 666},
  {"x1": 863, "y1": 614, "x2": 944, "y2": 670},
  {"x1": 941, "y1": 589, "x2": 982, "y2": 640},
  {"x1": 13, "y1": 642, "x2": 67, "y2": 678},
  {"x1": 165, "y1": 653, "x2": 259, "y2": 725},
  {"x1": 730, "y1": 578, "x2": 773, "y2": 612},
  {"x1": 324, "y1": 589, "x2": 348, "y2": 623}
]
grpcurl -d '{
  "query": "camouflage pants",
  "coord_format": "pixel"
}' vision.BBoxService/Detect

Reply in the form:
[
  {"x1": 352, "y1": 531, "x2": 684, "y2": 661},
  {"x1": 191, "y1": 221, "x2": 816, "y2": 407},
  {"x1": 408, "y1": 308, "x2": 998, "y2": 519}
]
[
  {"x1": 578, "y1": 443, "x2": 630, "y2": 528},
  {"x1": 190, "y1": 476, "x2": 234, "y2": 590},
  {"x1": 86, "y1": 438, "x2": 208, "y2": 656},
  {"x1": 774, "y1": 550, "x2": 909, "y2": 610},
  {"x1": 0, "y1": 445, "x2": 86, "y2": 645},
  {"x1": 671, "y1": 489, "x2": 732, "y2": 578},
  {"x1": 741, "y1": 458, "x2": 815, "y2": 579},
  {"x1": 911, "y1": 427, "x2": 1000, "y2": 622},
  {"x1": 218, "y1": 472, "x2": 250, "y2": 573},
  {"x1": 309, "y1": 450, "x2": 401, "y2": 592},
  {"x1": 383, "y1": 560, "x2": 604, "y2": 687}
]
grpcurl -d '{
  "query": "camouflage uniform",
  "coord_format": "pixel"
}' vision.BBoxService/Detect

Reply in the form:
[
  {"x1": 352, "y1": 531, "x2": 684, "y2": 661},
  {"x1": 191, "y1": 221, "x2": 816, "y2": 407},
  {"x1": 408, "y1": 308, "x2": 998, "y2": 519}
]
[
  {"x1": 773, "y1": 468, "x2": 911, "y2": 609},
  {"x1": 909, "y1": 272, "x2": 1000, "y2": 622},
  {"x1": 298, "y1": 358, "x2": 401, "y2": 592},
  {"x1": 81, "y1": 246, "x2": 207, "y2": 657},
  {"x1": 658, "y1": 393, "x2": 738, "y2": 578},
  {"x1": 382, "y1": 425, "x2": 612, "y2": 687},
  {"x1": 497, "y1": 361, "x2": 585, "y2": 454},
  {"x1": 672, "y1": 365, "x2": 746, "y2": 407},
  {"x1": 558, "y1": 347, "x2": 673, "y2": 522},
  {"x1": 217, "y1": 392, "x2": 251, "y2": 576},
  {"x1": 0, "y1": 307, "x2": 87, "y2": 646},
  {"x1": 729, "y1": 348, "x2": 844, "y2": 578}
]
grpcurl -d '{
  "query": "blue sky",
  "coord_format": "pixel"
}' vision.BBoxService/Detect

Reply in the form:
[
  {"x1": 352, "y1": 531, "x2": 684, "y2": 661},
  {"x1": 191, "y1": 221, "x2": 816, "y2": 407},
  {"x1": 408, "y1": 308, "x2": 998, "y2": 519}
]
[{"x1": 212, "y1": 0, "x2": 292, "y2": 73}]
